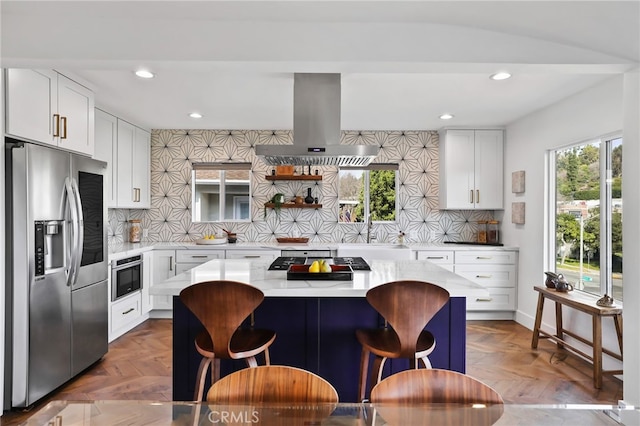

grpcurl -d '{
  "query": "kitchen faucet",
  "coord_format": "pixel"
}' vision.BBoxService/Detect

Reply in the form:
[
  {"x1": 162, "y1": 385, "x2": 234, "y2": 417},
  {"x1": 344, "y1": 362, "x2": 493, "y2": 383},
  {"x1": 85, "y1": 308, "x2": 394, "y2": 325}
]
[{"x1": 367, "y1": 214, "x2": 376, "y2": 243}]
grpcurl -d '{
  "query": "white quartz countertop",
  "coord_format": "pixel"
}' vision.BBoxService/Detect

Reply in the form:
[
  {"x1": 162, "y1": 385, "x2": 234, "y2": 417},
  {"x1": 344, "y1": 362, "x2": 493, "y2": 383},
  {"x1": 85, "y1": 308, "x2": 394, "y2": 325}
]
[
  {"x1": 109, "y1": 241, "x2": 518, "y2": 261},
  {"x1": 149, "y1": 258, "x2": 490, "y2": 299}
]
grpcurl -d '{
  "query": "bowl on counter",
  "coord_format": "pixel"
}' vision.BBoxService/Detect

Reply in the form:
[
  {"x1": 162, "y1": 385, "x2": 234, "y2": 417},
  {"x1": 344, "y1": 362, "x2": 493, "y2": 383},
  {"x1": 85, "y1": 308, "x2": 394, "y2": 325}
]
[{"x1": 195, "y1": 237, "x2": 227, "y2": 245}]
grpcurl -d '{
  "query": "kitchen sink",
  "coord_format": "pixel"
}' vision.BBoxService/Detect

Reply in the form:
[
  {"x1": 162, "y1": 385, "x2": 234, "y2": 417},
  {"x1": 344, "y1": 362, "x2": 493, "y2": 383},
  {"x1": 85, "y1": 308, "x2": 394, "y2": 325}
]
[{"x1": 336, "y1": 243, "x2": 413, "y2": 261}]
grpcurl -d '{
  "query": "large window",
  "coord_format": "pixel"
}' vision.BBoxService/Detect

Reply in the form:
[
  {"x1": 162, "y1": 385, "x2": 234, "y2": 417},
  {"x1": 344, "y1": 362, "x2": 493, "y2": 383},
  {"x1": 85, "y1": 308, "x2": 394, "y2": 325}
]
[
  {"x1": 192, "y1": 162, "x2": 251, "y2": 222},
  {"x1": 338, "y1": 164, "x2": 398, "y2": 223},
  {"x1": 551, "y1": 136, "x2": 622, "y2": 300}
]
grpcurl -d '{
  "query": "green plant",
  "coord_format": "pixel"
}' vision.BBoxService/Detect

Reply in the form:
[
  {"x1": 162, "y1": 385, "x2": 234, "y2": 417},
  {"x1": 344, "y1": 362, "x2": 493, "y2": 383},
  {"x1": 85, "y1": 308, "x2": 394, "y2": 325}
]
[{"x1": 264, "y1": 193, "x2": 285, "y2": 221}]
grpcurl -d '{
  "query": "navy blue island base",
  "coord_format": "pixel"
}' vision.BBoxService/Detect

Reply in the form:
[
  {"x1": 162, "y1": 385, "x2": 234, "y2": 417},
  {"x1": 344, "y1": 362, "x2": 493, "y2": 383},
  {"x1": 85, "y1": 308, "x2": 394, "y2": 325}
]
[{"x1": 172, "y1": 296, "x2": 466, "y2": 402}]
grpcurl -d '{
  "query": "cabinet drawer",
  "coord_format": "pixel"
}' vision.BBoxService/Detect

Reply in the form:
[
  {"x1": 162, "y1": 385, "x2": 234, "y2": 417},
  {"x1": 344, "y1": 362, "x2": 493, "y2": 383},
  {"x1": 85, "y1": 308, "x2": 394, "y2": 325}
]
[
  {"x1": 176, "y1": 250, "x2": 224, "y2": 263},
  {"x1": 225, "y1": 250, "x2": 280, "y2": 260},
  {"x1": 111, "y1": 292, "x2": 141, "y2": 332},
  {"x1": 466, "y1": 288, "x2": 516, "y2": 311},
  {"x1": 455, "y1": 251, "x2": 517, "y2": 265},
  {"x1": 416, "y1": 250, "x2": 454, "y2": 264},
  {"x1": 454, "y1": 264, "x2": 516, "y2": 287}
]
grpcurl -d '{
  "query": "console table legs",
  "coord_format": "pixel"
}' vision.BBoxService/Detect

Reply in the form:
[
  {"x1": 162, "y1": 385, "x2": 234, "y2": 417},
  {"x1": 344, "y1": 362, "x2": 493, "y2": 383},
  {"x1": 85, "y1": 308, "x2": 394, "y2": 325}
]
[{"x1": 530, "y1": 286, "x2": 623, "y2": 389}]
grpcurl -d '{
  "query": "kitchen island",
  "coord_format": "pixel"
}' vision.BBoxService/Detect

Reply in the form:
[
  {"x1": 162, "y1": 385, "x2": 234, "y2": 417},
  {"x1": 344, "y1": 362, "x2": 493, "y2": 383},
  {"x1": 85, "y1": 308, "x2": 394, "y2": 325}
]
[{"x1": 150, "y1": 258, "x2": 489, "y2": 402}]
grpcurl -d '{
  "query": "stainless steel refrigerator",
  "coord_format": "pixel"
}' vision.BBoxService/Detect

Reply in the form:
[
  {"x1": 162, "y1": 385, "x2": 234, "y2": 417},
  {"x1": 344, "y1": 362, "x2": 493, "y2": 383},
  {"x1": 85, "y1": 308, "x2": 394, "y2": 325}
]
[{"x1": 4, "y1": 138, "x2": 109, "y2": 408}]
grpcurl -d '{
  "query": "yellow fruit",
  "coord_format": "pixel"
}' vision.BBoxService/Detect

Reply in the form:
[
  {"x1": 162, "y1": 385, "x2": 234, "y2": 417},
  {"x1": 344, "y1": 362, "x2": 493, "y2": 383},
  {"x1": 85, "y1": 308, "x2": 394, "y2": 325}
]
[
  {"x1": 320, "y1": 260, "x2": 332, "y2": 273},
  {"x1": 308, "y1": 260, "x2": 320, "y2": 273}
]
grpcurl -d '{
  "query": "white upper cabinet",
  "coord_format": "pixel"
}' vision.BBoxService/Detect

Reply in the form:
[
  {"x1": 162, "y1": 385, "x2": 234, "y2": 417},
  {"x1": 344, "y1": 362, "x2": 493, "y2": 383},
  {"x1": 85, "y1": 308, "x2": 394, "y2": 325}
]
[
  {"x1": 95, "y1": 110, "x2": 150, "y2": 209},
  {"x1": 438, "y1": 129, "x2": 504, "y2": 210},
  {"x1": 116, "y1": 119, "x2": 150, "y2": 209},
  {"x1": 5, "y1": 69, "x2": 95, "y2": 156},
  {"x1": 94, "y1": 109, "x2": 118, "y2": 207}
]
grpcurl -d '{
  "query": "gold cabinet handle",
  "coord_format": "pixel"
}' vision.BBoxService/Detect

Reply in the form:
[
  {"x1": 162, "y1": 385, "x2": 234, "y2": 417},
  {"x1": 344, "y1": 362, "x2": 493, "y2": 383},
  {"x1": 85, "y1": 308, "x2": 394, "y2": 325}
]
[
  {"x1": 470, "y1": 190, "x2": 474, "y2": 204},
  {"x1": 60, "y1": 116, "x2": 67, "y2": 139},
  {"x1": 476, "y1": 297, "x2": 493, "y2": 302},
  {"x1": 53, "y1": 114, "x2": 60, "y2": 137},
  {"x1": 476, "y1": 189, "x2": 480, "y2": 204},
  {"x1": 426, "y1": 256, "x2": 445, "y2": 259},
  {"x1": 169, "y1": 256, "x2": 174, "y2": 271},
  {"x1": 476, "y1": 256, "x2": 493, "y2": 260},
  {"x1": 476, "y1": 275, "x2": 492, "y2": 279}
]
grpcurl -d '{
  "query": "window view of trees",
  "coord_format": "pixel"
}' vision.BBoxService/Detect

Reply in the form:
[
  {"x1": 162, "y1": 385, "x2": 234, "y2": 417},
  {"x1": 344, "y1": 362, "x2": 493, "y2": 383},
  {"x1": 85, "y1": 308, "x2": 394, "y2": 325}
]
[
  {"x1": 554, "y1": 138, "x2": 622, "y2": 300},
  {"x1": 339, "y1": 167, "x2": 397, "y2": 223}
]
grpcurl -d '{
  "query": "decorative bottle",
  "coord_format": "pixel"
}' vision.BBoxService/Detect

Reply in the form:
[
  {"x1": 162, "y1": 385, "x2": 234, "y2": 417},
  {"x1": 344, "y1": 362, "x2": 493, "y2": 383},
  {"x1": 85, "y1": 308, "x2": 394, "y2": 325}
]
[{"x1": 305, "y1": 188, "x2": 314, "y2": 204}]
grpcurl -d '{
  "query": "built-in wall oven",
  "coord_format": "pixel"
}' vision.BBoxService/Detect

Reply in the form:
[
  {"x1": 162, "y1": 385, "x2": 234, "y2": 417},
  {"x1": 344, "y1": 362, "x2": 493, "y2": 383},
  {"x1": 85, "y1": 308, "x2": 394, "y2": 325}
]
[{"x1": 111, "y1": 255, "x2": 143, "y2": 301}]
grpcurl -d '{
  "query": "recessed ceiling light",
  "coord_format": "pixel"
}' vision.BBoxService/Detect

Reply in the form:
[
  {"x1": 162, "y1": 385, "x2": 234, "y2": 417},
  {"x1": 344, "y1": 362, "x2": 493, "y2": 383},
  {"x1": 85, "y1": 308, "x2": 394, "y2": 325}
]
[
  {"x1": 490, "y1": 72, "x2": 511, "y2": 81},
  {"x1": 439, "y1": 113, "x2": 454, "y2": 120},
  {"x1": 189, "y1": 112, "x2": 203, "y2": 119},
  {"x1": 135, "y1": 70, "x2": 155, "y2": 79}
]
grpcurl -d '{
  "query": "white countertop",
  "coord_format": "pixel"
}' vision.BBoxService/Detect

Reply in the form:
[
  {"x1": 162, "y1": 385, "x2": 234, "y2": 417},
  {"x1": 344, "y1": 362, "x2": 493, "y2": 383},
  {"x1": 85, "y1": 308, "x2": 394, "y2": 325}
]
[
  {"x1": 148, "y1": 258, "x2": 490, "y2": 299},
  {"x1": 109, "y1": 241, "x2": 518, "y2": 261}
]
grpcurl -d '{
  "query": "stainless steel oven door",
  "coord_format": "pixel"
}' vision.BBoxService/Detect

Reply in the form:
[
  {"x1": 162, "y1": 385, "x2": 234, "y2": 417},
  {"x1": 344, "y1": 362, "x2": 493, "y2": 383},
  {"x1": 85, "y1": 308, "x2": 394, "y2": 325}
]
[{"x1": 111, "y1": 255, "x2": 143, "y2": 301}]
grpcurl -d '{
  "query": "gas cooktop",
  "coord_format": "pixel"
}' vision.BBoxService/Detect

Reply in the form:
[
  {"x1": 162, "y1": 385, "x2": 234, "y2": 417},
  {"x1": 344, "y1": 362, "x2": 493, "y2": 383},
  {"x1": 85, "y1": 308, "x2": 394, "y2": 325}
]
[{"x1": 268, "y1": 256, "x2": 371, "y2": 271}]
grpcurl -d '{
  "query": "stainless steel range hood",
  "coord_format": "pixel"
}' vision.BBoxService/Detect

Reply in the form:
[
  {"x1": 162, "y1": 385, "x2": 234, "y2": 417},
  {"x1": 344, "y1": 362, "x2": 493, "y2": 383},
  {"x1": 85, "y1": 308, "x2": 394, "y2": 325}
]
[{"x1": 255, "y1": 73, "x2": 379, "y2": 167}]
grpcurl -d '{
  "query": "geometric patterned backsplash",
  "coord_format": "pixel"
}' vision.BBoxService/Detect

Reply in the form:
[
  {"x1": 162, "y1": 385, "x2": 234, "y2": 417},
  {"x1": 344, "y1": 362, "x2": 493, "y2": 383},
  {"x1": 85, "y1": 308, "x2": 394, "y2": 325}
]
[{"x1": 107, "y1": 129, "x2": 496, "y2": 244}]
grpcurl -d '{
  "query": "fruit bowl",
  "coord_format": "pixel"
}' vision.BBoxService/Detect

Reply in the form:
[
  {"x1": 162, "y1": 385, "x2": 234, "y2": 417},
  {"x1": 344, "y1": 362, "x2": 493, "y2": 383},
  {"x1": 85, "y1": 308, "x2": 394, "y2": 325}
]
[
  {"x1": 286, "y1": 264, "x2": 353, "y2": 281},
  {"x1": 195, "y1": 237, "x2": 227, "y2": 245}
]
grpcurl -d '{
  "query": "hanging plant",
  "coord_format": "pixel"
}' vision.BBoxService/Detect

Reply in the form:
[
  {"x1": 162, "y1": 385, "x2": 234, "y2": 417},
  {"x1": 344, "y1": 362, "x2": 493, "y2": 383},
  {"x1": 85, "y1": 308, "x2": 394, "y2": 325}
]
[{"x1": 264, "y1": 193, "x2": 286, "y2": 221}]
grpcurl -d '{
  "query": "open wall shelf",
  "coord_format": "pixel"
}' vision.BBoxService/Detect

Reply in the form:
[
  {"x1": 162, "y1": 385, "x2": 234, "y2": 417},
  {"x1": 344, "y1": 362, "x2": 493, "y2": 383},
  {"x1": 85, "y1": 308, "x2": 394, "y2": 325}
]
[
  {"x1": 265, "y1": 175, "x2": 322, "y2": 181},
  {"x1": 264, "y1": 203, "x2": 322, "y2": 209}
]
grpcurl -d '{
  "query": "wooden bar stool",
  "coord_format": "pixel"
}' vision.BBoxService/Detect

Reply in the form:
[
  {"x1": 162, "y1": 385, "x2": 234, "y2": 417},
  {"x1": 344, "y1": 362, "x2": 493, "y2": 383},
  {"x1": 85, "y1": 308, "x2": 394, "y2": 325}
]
[
  {"x1": 370, "y1": 369, "x2": 504, "y2": 425},
  {"x1": 179, "y1": 280, "x2": 276, "y2": 401},
  {"x1": 207, "y1": 365, "x2": 338, "y2": 404},
  {"x1": 355, "y1": 280, "x2": 450, "y2": 401}
]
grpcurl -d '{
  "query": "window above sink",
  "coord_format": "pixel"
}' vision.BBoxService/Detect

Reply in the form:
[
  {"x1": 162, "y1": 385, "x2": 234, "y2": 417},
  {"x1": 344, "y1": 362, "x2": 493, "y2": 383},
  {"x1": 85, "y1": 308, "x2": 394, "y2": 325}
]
[
  {"x1": 191, "y1": 162, "x2": 251, "y2": 223},
  {"x1": 338, "y1": 163, "x2": 399, "y2": 224}
]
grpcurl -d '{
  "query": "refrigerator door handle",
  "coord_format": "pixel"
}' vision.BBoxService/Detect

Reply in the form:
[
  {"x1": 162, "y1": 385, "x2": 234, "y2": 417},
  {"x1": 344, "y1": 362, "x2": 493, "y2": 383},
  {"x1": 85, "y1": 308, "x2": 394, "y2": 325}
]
[
  {"x1": 64, "y1": 178, "x2": 80, "y2": 286},
  {"x1": 70, "y1": 178, "x2": 84, "y2": 286}
]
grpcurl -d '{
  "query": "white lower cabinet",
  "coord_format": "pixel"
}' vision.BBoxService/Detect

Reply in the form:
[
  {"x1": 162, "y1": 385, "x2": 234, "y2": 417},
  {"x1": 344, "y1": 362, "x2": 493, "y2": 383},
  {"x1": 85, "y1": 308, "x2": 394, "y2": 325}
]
[
  {"x1": 109, "y1": 291, "x2": 143, "y2": 342},
  {"x1": 454, "y1": 250, "x2": 517, "y2": 313},
  {"x1": 416, "y1": 248, "x2": 518, "y2": 317},
  {"x1": 149, "y1": 250, "x2": 177, "y2": 310},
  {"x1": 416, "y1": 250, "x2": 454, "y2": 272},
  {"x1": 225, "y1": 249, "x2": 280, "y2": 260},
  {"x1": 175, "y1": 249, "x2": 225, "y2": 274}
]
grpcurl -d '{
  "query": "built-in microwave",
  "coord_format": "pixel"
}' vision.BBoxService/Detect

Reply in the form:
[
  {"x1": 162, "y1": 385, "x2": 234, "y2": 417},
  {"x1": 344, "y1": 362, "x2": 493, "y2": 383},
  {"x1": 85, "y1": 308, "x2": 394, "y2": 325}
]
[{"x1": 111, "y1": 255, "x2": 143, "y2": 301}]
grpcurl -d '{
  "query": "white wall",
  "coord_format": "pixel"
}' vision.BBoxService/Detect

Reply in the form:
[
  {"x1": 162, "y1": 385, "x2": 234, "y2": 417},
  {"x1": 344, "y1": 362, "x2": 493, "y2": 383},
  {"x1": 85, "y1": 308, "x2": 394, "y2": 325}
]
[
  {"x1": 1, "y1": 68, "x2": 6, "y2": 413},
  {"x1": 503, "y1": 73, "x2": 640, "y2": 403},
  {"x1": 621, "y1": 69, "x2": 640, "y2": 409}
]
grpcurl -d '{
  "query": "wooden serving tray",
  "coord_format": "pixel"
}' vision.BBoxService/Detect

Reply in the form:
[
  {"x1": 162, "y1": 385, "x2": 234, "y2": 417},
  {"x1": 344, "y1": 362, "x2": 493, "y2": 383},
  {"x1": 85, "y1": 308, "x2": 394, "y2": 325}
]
[
  {"x1": 276, "y1": 237, "x2": 309, "y2": 243},
  {"x1": 286, "y1": 264, "x2": 353, "y2": 281}
]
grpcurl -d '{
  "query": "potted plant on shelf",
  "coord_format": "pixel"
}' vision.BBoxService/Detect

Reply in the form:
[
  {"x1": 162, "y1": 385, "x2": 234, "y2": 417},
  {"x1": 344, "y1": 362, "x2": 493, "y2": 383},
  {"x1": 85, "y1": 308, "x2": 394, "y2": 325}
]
[{"x1": 264, "y1": 193, "x2": 286, "y2": 221}]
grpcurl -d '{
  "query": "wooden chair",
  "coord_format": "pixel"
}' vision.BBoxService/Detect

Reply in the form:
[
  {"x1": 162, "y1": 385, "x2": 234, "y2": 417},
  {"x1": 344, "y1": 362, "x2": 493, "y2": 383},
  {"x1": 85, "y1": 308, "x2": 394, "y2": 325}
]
[
  {"x1": 370, "y1": 368, "x2": 504, "y2": 404},
  {"x1": 370, "y1": 369, "x2": 504, "y2": 426},
  {"x1": 205, "y1": 365, "x2": 338, "y2": 425},
  {"x1": 179, "y1": 280, "x2": 276, "y2": 402},
  {"x1": 206, "y1": 365, "x2": 339, "y2": 404},
  {"x1": 356, "y1": 280, "x2": 450, "y2": 401}
]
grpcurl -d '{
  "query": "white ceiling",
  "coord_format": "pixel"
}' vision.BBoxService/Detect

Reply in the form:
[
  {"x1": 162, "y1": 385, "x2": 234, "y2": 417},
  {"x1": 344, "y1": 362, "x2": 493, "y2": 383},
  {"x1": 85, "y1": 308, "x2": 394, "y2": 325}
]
[{"x1": 2, "y1": 1, "x2": 638, "y2": 131}]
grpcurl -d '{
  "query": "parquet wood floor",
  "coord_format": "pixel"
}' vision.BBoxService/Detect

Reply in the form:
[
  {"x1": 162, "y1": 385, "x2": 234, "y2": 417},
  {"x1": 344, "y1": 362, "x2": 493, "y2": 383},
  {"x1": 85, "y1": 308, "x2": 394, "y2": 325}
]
[{"x1": 1, "y1": 319, "x2": 623, "y2": 425}]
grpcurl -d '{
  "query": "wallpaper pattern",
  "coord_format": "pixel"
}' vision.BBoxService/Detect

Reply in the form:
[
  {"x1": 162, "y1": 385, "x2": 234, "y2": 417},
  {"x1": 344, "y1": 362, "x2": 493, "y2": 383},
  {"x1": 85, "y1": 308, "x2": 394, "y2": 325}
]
[{"x1": 107, "y1": 129, "x2": 495, "y2": 244}]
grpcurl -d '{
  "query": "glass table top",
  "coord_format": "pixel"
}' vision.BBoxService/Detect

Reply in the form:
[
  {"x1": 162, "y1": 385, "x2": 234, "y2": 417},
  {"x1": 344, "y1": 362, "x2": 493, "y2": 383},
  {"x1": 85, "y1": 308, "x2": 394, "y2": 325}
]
[{"x1": 16, "y1": 400, "x2": 637, "y2": 426}]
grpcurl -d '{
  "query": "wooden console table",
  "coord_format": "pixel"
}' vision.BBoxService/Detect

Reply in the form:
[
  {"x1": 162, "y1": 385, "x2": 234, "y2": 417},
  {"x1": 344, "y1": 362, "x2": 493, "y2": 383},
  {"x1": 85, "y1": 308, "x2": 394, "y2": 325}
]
[{"x1": 531, "y1": 286, "x2": 623, "y2": 388}]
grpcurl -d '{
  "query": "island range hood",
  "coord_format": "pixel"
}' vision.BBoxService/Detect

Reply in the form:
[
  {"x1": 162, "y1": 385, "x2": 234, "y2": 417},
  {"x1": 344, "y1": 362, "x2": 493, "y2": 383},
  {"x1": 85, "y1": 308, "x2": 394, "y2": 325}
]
[{"x1": 255, "y1": 73, "x2": 379, "y2": 167}]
